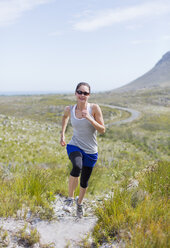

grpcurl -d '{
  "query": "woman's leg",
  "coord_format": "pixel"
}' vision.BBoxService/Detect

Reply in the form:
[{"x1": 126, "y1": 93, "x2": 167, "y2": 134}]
[
  {"x1": 78, "y1": 186, "x2": 87, "y2": 204},
  {"x1": 78, "y1": 166, "x2": 93, "y2": 204},
  {"x1": 69, "y1": 151, "x2": 83, "y2": 198},
  {"x1": 68, "y1": 175, "x2": 79, "y2": 198}
]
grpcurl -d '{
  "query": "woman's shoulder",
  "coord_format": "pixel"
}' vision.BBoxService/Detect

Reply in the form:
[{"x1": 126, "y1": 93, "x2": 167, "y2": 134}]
[
  {"x1": 90, "y1": 103, "x2": 101, "y2": 115},
  {"x1": 63, "y1": 105, "x2": 72, "y2": 116},
  {"x1": 64, "y1": 104, "x2": 75, "y2": 110},
  {"x1": 64, "y1": 104, "x2": 76, "y2": 114},
  {"x1": 90, "y1": 103, "x2": 100, "y2": 110},
  {"x1": 64, "y1": 105, "x2": 71, "y2": 111}
]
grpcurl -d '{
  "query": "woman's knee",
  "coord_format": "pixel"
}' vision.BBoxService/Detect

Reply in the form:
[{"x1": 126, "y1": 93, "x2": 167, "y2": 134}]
[
  {"x1": 70, "y1": 167, "x2": 81, "y2": 177},
  {"x1": 69, "y1": 151, "x2": 82, "y2": 177}
]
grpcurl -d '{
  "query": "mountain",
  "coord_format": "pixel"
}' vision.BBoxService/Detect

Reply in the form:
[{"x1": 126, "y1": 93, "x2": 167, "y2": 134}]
[{"x1": 114, "y1": 51, "x2": 170, "y2": 92}]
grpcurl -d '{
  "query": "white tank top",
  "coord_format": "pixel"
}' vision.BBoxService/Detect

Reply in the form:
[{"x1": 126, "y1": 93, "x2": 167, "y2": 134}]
[{"x1": 68, "y1": 103, "x2": 98, "y2": 154}]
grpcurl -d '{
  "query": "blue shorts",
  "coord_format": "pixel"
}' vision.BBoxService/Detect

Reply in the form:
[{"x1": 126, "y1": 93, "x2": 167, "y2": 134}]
[{"x1": 66, "y1": 144, "x2": 98, "y2": 168}]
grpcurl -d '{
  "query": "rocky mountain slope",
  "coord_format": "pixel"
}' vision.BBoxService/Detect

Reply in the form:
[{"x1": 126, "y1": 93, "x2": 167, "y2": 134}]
[{"x1": 114, "y1": 51, "x2": 170, "y2": 92}]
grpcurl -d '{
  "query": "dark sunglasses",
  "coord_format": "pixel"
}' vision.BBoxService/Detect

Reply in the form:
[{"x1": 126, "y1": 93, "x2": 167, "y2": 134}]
[{"x1": 76, "y1": 90, "x2": 90, "y2": 96}]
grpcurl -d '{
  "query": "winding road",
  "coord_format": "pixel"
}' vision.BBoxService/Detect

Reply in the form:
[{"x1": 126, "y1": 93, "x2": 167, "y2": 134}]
[{"x1": 100, "y1": 104, "x2": 141, "y2": 126}]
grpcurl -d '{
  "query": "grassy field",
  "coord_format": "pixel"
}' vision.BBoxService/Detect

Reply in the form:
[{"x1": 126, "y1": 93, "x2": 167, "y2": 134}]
[
  {"x1": 91, "y1": 86, "x2": 170, "y2": 108},
  {"x1": 0, "y1": 92, "x2": 169, "y2": 247}
]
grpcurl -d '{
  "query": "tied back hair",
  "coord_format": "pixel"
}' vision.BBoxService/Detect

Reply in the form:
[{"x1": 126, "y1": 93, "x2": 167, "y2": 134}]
[{"x1": 75, "y1": 82, "x2": 91, "y2": 94}]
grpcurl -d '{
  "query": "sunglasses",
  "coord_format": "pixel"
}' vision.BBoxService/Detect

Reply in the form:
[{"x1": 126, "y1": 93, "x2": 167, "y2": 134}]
[{"x1": 76, "y1": 90, "x2": 90, "y2": 96}]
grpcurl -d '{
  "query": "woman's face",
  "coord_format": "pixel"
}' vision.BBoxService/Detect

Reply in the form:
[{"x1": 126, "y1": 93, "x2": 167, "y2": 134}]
[{"x1": 75, "y1": 85, "x2": 90, "y2": 103}]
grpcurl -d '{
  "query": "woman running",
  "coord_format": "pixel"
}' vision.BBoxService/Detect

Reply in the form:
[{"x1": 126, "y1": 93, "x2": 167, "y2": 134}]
[{"x1": 60, "y1": 82, "x2": 105, "y2": 217}]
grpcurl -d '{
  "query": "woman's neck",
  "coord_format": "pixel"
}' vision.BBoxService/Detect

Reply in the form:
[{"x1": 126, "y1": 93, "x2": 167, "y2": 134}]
[{"x1": 76, "y1": 101, "x2": 88, "y2": 110}]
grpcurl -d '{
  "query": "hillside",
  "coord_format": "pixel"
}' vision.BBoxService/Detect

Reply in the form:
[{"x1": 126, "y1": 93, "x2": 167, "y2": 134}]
[
  {"x1": 0, "y1": 93, "x2": 169, "y2": 247},
  {"x1": 114, "y1": 51, "x2": 170, "y2": 92}
]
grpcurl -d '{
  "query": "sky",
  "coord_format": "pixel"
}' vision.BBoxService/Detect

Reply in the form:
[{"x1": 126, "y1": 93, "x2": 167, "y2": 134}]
[{"x1": 0, "y1": 0, "x2": 170, "y2": 93}]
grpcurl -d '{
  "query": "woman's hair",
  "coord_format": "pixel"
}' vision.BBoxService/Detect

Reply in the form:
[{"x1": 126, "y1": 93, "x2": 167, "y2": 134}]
[{"x1": 75, "y1": 82, "x2": 91, "y2": 94}]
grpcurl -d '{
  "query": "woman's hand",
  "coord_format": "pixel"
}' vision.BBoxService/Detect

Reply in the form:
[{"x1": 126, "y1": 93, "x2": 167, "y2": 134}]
[
  {"x1": 81, "y1": 109, "x2": 92, "y2": 120},
  {"x1": 60, "y1": 136, "x2": 66, "y2": 146}
]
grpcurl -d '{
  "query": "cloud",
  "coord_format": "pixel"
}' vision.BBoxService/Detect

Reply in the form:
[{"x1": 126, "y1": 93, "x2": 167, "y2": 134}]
[
  {"x1": 0, "y1": 0, "x2": 53, "y2": 27},
  {"x1": 73, "y1": 1, "x2": 170, "y2": 32}
]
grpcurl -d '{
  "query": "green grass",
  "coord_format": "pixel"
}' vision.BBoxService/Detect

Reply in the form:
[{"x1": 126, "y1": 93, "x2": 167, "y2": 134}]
[
  {"x1": 0, "y1": 164, "x2": 69, "y2": 218},
  {"x1": 0, "y1": 93, "x2": 169, "y2": 247},
  {"x1": 92, "y1": 161, "x2": 170, "y2": 248},
  {"x1": 0, "y1": 95, "x2": 75, "y2": 124},
  {"x1": 16, "y1": 224, "x2": 40, "y2": 247},
  {"x1": 91, "y1": 86, "x2": 170, "y2": 107}
]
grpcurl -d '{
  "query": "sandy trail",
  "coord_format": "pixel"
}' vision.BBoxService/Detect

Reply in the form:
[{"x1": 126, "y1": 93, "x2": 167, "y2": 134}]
[
  {"x1": 0, "y1": 195, "x2": 97, "y2": 247},
  {"x1": 35, "y1": 217, "x2": 96, "y2": 247},
  {"x1": 34, "y1": 195, "x2": 97, "y2": 247}
]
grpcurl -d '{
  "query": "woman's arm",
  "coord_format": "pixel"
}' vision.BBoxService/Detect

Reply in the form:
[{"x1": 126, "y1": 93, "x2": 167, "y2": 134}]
[
  {"x1": 82, "y1": 104, "x2": 105, "y2": 134},
  {"x1": 60, "y1": 106, "x2": 70, "y2": 146}
]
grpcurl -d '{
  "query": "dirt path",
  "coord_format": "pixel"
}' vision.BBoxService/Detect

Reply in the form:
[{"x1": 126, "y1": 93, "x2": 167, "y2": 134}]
[
  {"x1": 34, "y1": 195, "x2": 97, "y2": 247},
  {"x1": 0, "y1": 195, "x2": 97, "y2": 247},
  {"x1": 100, "y1": 104, "x2": 141, "y2": 126}
]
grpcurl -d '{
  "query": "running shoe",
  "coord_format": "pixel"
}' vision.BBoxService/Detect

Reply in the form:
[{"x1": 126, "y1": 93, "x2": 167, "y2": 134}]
[
  {"x1": 63, "y1": 197, "x2": 74, "y2": 213},
  {"x1": 76, "y1": 197, "x2": 83, "y2": 218}
]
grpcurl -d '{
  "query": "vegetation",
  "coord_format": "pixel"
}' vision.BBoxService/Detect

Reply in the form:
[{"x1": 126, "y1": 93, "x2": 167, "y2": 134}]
[
  {"x1": 16, "y1": 224, "x2": 40, "y2": 247},
  {"x1": 93, "y1": 160, "x2": 170, "y2": 248},
  {"x1": 91, "y1": 86, "x2": 170, "y2": 108},
  {"x1": 0, "y1": 93, "x2": 169, "y2": 247}
]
